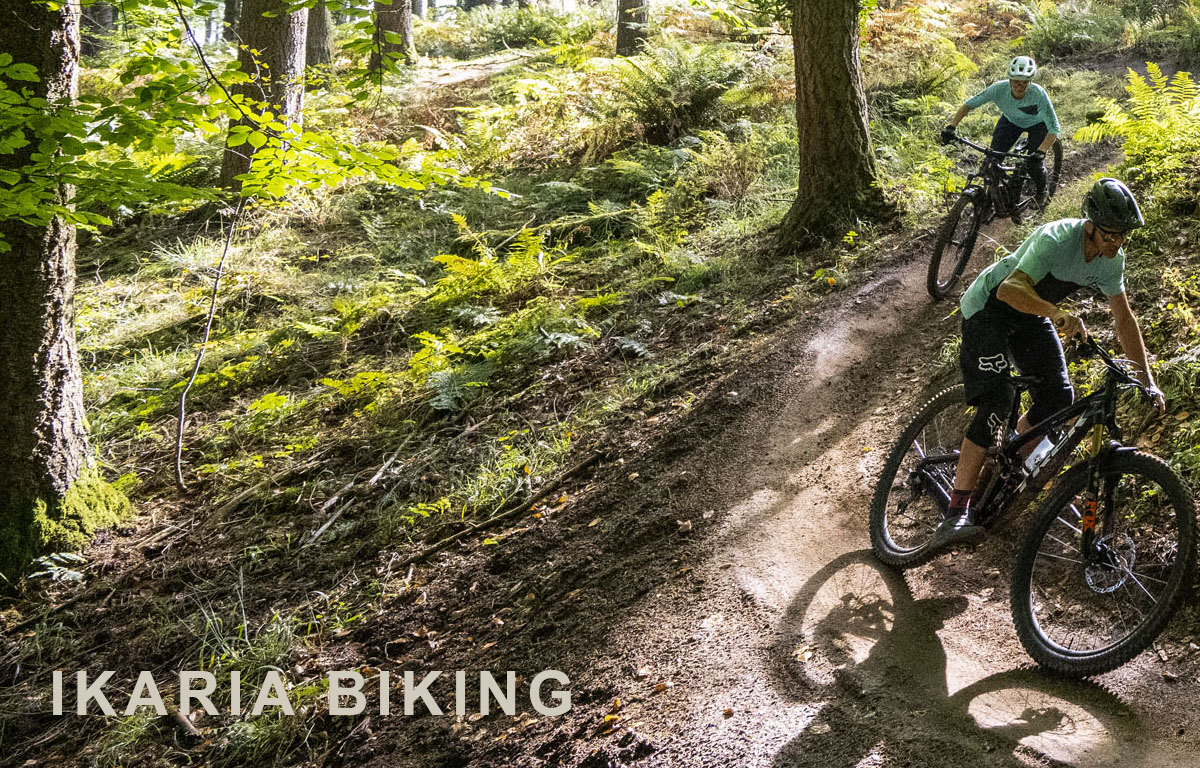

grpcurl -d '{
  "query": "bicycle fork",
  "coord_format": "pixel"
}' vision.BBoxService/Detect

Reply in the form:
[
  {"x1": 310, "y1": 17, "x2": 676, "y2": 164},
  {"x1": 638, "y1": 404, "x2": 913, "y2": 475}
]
[{"x1": 1079, "y1": 424, "x2": 1114, "y2": 567}]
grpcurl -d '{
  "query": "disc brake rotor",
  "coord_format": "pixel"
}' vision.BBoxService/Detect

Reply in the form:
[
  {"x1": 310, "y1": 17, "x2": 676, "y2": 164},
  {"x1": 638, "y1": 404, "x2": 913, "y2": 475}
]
[{"x1": 1084, "y1": 533, "x2": 1136, "y2": 594}]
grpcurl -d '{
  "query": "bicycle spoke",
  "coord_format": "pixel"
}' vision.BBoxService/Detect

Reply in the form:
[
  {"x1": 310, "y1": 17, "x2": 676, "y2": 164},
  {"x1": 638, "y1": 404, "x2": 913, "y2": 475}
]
[
  {"x1": 1034, "y1": 550, "x2": 1083, "y2": 566},
  {"x1": 873, "y1": 387, "x2": 975, "y2": 561},
  {"x1": 1017, "y1": 458, "x2": 1193, "y2": 666}
]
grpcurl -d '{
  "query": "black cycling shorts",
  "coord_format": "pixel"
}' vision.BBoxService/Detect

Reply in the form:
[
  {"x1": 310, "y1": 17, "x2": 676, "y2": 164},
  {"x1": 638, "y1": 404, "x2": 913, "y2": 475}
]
[{"x1": 960, "y1": 307, "x2": 1073, "y2": 444}]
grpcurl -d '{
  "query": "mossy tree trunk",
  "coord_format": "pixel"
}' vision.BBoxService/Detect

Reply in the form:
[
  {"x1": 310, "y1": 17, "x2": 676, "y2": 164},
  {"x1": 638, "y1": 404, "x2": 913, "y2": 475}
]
[
  {"x1": 0, "y1": 0, "x2": 90, "y2": 581},
  {"x1": 219, "y1": 0, "x2": 308, "y2": 190},
  {"x1": 615, "y1": 0, "x2": 647, "y2": 56},
  {"x1": 223, "y1": 0, "x2": 242, "y2": 41},
  {"x1": 306, "y1": 0, "x2": 334, "y2": 70},
  {"x1": 780, "y1": 0, "x2": 887, "y2": 246},
  {"x1": 370, "y1": 0, "x2": 416, "y2": 75}
]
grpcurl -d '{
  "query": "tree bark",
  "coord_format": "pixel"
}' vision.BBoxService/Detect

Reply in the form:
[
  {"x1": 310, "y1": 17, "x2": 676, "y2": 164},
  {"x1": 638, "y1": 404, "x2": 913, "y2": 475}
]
[
  {"x1": 615, "y1": 0, "x2": 647, "y2": 56},
  {"x1": 219, "y1": 0, "x2": 308, "y2": 190},
  {"x1": 223, "y1": 0, "x2": 242, "y2": 42},
  {"x1": 0, "y1": 0, "x2": 90, "y2": 580},
  {"x1": 780, "y1": 0, "x2": 887, "y2": 245},
  {"x1": 79, "y1": 2, "x2": 116, "y2": 56},
  {"x1": 369, "y1": 0, "x2": 416, "y2": 76},
  {"x1": 413, "y1": 0, "x2": 428, "y2": 18},
  {"x1": 307, "y1": 0, "x2": 334, "y2": 70}
]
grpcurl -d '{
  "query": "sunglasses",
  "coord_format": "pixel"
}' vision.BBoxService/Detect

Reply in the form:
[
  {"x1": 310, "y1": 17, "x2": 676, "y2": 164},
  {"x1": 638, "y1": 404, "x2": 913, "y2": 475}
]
[{"x1": 1094, "y1": 226, "x2": 1127, "y2": 244}]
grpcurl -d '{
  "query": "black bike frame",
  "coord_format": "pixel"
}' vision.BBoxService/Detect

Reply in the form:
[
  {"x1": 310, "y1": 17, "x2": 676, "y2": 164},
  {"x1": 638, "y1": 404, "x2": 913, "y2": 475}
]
[
  {"x1": 952, "y1": 135, "x2": 1038, "y2": 218},
  {"x1": 915, "y1": 340, "x2": 1145, "y2": 537}
]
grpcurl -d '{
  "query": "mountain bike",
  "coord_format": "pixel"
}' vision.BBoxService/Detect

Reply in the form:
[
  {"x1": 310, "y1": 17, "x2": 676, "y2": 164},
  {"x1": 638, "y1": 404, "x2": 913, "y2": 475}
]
[
  {"x1": 928, "y1": 134, "x2": 1064, "y2": 300},
  {"x1": 869, "y1": 337, "x2": 1196, "y2": 677}
]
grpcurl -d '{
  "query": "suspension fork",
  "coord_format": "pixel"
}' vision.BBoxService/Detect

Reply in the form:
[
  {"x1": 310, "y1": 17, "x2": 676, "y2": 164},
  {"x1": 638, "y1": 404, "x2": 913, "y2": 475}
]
[{"x1": 1080, "y1": 423, "x2": 1108, "y2": 562}]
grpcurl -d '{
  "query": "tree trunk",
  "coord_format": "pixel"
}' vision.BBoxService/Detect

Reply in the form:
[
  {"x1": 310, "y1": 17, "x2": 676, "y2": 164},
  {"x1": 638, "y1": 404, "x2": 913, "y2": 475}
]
[
  {"x1": 307, "y1": 0, "x2": 334, "y2": 70},
  {"x1": 780, "y1": 0, "x2": 887, "y2": 245},
  {"x1": 0, "y1": 0, "x2": 91, "y2": 580},
  {"x1": 413, "y1": 0, "x2": 428, "y2": 18},
  {"x1": 219, "y1": 0, "x2": 308, "y2": 190},
  {"x1": 615, "y1": 0, "x2": 647, "y2": 56},
  {"x1": 369, "y1": 0, "x2": 415, "y2": 76},
  {"x1": 223, "y1": 0, "x2": 242, "y2": 41},
  {"x1": 79, "y1": 2, "x2": 116, "y2": 56}
]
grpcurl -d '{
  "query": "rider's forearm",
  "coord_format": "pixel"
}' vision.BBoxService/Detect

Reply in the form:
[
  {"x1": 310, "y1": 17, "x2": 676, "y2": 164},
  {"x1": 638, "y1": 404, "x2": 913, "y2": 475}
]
[
  {"x1": 948, "y1": 105, "x2": 970, "y2": 126},
  {"x1": 1036, "y1": 134, "x2": 1057, "y2": 153},
  {"x1": 1114, "y1": 311, "x2": 1156, "y2": 387},
  {"x1": 995, "y1": 280, "x2": 1063, "y2": 321}
]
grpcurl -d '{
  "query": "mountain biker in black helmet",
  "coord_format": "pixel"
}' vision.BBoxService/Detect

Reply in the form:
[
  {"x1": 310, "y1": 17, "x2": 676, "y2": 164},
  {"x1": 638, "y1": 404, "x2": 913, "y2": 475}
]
[
  {"x1": 941, "y1": 56, "x2": 1060, "y2": 206},
  {"x1": 930, "y1": 178, "x2": 1167, "y2": 552}
]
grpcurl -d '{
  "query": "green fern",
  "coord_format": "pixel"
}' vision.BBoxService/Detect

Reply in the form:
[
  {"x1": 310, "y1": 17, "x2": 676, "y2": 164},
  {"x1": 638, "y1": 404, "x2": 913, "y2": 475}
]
[
  {"x1": 612, "y1": 39, "x2": 749, "y2": 145},
  {"x1": 1075, "y1": 63, "x2": 1200, "y2": 197}
]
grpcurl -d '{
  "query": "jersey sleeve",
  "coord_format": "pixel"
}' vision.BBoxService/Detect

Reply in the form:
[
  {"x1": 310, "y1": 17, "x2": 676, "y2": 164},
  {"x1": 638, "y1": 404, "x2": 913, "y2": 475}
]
[
  {"x1": 964, "y1": 82, "x2": 998, "y2": 109},
  {"x1": 1011, "y1": 226, "x2": 1055, "y2": 283}
]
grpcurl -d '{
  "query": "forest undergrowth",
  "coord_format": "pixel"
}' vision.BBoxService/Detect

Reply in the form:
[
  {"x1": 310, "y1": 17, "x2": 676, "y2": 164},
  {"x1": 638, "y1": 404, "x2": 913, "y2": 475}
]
[{"x1": 5, "y1": 1, "x2": 1200, "y2": 765}]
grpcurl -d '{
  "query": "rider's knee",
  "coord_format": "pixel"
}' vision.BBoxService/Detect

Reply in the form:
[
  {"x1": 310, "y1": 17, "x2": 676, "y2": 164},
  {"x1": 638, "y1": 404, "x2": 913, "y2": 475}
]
[
  {"x1": 967, "y1": 389, "x2": 1014, "y2": 447},
  {"x1": 1028, "y1": 383, "x2": 1073, "y2": 425}
]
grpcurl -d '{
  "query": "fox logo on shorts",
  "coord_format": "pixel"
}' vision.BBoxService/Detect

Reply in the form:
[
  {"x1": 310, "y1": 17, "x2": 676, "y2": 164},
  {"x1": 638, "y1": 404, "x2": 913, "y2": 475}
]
[
  {"x1": 988, "y1": 412, "x2": 1005, "y2": 436},
  {"x1": 977, "y1": 354, "x2": 1008, "y2": 373}
]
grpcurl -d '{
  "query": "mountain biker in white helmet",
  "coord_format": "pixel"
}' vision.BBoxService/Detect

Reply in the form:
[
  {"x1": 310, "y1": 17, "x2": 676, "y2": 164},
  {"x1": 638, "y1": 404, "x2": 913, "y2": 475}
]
[
  {"x1": 930, "y1": 178, "x2": 1166, "y2": 552},
  {"x1": 941, "y1": 56, "x2": 1060, "y2": 206}
]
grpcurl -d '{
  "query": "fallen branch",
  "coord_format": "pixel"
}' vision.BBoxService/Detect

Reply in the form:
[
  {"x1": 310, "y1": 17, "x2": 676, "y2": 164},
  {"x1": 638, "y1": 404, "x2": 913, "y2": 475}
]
[
  {"x1": 393, "y1": 450, "x2": 606, "y2": 570},
  {"x1": 305, "y1": 448, "x2": 404, "y2": 548}
]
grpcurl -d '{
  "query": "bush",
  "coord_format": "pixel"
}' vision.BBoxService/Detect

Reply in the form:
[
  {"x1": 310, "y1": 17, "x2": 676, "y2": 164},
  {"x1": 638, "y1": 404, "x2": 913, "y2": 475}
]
[
  {"x1": 1075, "y1": 63, "x2": 1200, "y2": 211},
  {"x1": 862, "y1": 2, "x2": 978, "y2": 110},
  {"x1": 581, "y1": 145, "x2": 694, "y2": 203},
  {"x1": 610, "y1": 39, "x2": 750, "y2": 145},
  {"x1": 1120, "y1": 0, "x2": 1188, "y2": 21},
  {"x1": 416, "y1": 6, "x2": 609, "y2": 60},
  {"x1": 1021, "y1": 0, "x2": 1127, "y2": 59},
  {"x1": 1124, "y1": 1, "x2": 1200, "y2": 61},
  {"x1": 456, "y1": 65, "x2": 622, "y2": 171}
]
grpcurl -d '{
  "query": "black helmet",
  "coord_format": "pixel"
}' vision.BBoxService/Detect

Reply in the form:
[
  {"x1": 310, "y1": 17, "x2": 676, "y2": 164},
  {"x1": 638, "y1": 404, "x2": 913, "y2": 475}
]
[{"x1": 1083, "y1": 178, "x2": 1144, "y2": 231}]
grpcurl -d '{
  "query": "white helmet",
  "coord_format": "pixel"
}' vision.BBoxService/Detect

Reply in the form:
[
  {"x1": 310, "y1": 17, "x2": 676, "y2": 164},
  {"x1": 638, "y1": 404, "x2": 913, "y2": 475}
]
[{"x1": 1008, "y1": 55, "x2": 1037, "y2": 80}]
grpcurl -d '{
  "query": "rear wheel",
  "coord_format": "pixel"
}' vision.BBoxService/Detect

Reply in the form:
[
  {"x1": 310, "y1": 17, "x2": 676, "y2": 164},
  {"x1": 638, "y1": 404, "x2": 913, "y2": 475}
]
[
  {"x1": 870, "y1": 385, "x2": 974, "y2": 567},
  {"x1": 928, "y1": 192, "x2": 984, "y2": 300},
  {"x1": 1046, "y1": 139, "x2": 1063, "y2": 198},
  {"x1": 1011, "y1": 451, "x2": 1197, "y2": 677}
]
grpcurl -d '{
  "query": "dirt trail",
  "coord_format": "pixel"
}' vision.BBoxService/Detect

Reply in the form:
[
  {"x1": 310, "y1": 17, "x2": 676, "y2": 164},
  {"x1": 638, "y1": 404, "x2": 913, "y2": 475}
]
[
  {"x1": 359, "y1": 215, "x2": 1200, "y2": 767},
  {"x1": 531, "y1": 243, "x2": 1200, "y2": 767}
]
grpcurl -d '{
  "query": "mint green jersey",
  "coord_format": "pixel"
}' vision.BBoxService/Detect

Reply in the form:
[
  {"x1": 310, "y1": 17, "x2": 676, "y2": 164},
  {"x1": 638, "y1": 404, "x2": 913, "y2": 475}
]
[
  {"x1": 961, "y1": 219, "x2": 1125, "y2": 319},
  {"x1": 965, "y1": 80, "x2": 1061, "y2": 135}
]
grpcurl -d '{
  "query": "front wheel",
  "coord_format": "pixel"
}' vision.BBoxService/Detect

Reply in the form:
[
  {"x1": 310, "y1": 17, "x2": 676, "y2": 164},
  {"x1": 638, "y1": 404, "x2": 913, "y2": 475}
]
[
  {"x1": 870, "y1": 385, "x2": 974, "y2": 567},
  {"x1": 1011, "y1": 451, "x2": 1197, "y2": 677},
  {"x1": 928, "y1": 192, "x2": 984, "y2": 300}
]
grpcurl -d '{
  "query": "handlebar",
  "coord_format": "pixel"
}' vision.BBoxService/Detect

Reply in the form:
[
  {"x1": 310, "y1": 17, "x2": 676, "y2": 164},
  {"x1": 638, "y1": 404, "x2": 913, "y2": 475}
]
[
  {"x1": 947, "y1": 133, "x2": 1037, "y2": 160},
  {"x1": 1073, "y1": 336, "x2": 1152, "y2": 397}
]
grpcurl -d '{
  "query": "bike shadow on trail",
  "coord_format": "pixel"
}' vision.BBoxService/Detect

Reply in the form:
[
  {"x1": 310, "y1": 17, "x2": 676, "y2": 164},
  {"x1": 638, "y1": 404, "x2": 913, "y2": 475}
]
[{"x1": 767, "y1": 551, "x2": 1147, "y2": 768}]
